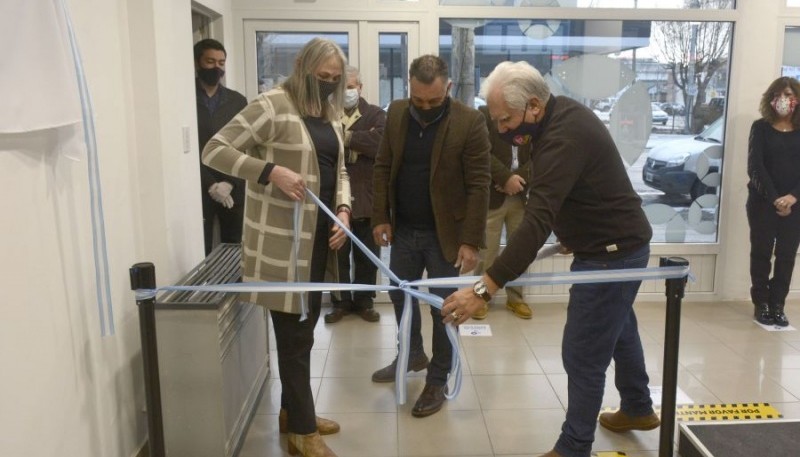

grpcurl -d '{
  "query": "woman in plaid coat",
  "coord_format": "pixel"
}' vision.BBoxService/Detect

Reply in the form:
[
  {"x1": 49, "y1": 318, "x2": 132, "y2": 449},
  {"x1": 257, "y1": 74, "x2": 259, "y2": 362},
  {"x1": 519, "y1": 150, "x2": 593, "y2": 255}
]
[{"x1": 203, "y1": 37, "x2": 351, "y2": 457}]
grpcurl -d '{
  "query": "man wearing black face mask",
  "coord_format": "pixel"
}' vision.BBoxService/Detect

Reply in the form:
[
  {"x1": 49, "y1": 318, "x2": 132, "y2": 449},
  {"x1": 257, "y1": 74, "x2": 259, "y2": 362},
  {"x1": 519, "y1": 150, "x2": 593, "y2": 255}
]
[
  {"x1": 441, "y1": 61, "x2": 655, "y2": 457},
  {"x1": 371, "y1": 54, "x2": 491, "y2": 418},
  {"x1": 194, "y1": 38, "x2": 247, "y2": 256}
]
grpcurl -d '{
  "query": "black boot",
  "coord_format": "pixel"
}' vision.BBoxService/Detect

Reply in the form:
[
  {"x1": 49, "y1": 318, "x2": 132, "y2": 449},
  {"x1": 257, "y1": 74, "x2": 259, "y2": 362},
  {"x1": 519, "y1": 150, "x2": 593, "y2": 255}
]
[
  {"x1": 770, "y1": 303, "x2": 789, "y2": 327},
  {"x1": 754, "y1": 303, "x2": 773, "y2": 325}
]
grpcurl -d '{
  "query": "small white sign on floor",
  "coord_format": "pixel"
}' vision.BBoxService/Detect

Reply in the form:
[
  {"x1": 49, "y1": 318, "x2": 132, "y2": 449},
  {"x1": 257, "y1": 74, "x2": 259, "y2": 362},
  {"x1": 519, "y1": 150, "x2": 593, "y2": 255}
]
[
  {"x1": 650, "y1": 385, "x2": 693, "y2": 406},
  {"x1": 754, "y1": 320, "x2": 796, "y2": 332},
  {"x1": 459, "y1": 324, "x2": 492, "y2": 337}
]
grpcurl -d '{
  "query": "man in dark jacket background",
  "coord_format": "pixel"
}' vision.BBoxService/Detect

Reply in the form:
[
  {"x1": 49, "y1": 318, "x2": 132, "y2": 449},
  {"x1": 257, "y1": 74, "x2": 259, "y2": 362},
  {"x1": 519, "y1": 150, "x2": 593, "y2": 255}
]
[
  {"x1": 325, "y1": 66, "x2": 386, "y2": 324},
  {"x1": 473, "y1": 105, "x2": 533, "y2": 320},
  {"x1": 195, "y1": 38, "x2": 247, "y2": 255}
]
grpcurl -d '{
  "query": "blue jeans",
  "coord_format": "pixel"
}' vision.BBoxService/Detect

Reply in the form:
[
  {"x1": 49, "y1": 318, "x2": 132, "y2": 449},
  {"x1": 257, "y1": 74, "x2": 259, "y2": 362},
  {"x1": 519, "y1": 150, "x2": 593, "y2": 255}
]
[
  {"x1": 388, "y1": 226, "x2": 458, "y2": 386},
  {"x1": 554, "y1": 245, "x2": 652, "y2": 457}
]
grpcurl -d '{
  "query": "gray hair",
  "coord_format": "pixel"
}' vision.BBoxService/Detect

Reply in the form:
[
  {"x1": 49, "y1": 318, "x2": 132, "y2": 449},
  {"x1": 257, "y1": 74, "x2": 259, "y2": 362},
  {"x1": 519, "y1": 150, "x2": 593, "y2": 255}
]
[
  {"x1": 282, "y1": 37, "x2": 347, "y2": 121},
  {"x1": 480, "y1": 61, "x2": 550, "y2": 111},
  {"x1": 345, "y1": 65, "x2": 361, "y2": 84}
]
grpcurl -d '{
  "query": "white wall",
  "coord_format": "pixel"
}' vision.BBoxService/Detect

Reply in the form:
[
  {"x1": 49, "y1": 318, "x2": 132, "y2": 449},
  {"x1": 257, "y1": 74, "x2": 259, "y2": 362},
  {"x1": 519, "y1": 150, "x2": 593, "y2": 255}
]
[{"x1": 0, "y1": 0, "x2": 234, "y2": 455}]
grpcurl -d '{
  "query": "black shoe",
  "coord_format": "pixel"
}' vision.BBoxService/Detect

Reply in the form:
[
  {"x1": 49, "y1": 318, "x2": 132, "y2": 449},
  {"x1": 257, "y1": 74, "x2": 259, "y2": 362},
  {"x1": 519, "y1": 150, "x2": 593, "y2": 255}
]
[
  {"x1": 770, "y1": 303, "x2": 790, "y2": 327},
  {"x1": 411, "y1": 384, "x2": 448, "y2": 418},
  {"x1": 324, "y1": 308, "x2": 348, "y2": 324},
  {"x1": 357, "y1": 308, "x2": 381, "y2": 322},
  {"x1": 755, "y1": 303, "x2": 773, "y2": 325},
  {"x1": 371, "y1": 353, "x2": 429, "y2": 383}
]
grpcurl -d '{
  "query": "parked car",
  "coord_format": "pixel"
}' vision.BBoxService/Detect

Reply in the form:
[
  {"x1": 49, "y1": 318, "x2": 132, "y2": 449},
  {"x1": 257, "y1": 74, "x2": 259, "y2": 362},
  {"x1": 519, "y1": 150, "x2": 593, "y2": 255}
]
[
  {"x1": 595, "y1": 98, "x2": 615, "y2": 112},
  {"x1": 651, "y1": 103, "x2": 669, "y2": 125},
  {"x1": 660, "y1": 102, "x2": 685, "y2": 116},
  {"x1": 593, "y1": 109, "x2": 610, "y2": 123},
  {"x1": 642, "y1": 116, "x2": 724, "y2": 200}
]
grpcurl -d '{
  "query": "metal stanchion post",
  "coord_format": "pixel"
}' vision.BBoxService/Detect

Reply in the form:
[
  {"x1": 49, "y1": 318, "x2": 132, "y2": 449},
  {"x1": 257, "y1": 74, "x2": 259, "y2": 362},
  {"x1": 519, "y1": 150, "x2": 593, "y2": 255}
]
[
  {"x1": 129, "y1": 262, "x2": 165, "y2": 457},
  {"x1": 658, "y1": 256, "x2": 689, "y2": 457}
]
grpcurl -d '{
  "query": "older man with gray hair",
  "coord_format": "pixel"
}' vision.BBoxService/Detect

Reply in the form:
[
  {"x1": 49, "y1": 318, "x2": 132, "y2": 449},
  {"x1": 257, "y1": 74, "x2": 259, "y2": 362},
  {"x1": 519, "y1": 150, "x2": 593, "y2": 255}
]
[
  {"x1": 326, "y1": 65, "x2": 386, "y2": 324},
  {"x1": 442, "y1": 61, "x2": 657, "y2": 457}
]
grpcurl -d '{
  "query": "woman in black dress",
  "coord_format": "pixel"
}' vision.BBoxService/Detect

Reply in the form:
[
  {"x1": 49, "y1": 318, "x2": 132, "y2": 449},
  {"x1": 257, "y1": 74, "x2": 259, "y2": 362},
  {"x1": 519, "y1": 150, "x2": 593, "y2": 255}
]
[{"x1": 747, "y1": 76, "x2": 800, "y2": 327}]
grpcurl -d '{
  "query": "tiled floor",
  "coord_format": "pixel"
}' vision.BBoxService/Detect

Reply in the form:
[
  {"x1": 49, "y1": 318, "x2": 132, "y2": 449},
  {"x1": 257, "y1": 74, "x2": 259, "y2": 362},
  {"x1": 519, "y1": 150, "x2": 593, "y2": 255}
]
[{"x1": 237, "y1": 298, "x2": 800, "y2": 457}]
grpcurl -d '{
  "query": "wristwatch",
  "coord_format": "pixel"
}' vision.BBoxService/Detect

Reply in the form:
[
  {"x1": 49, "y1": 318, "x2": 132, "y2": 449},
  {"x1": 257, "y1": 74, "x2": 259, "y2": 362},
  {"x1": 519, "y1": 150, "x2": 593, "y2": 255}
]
[{"x1": 472, "y1": 279, "x2": 492, "y2": 303}]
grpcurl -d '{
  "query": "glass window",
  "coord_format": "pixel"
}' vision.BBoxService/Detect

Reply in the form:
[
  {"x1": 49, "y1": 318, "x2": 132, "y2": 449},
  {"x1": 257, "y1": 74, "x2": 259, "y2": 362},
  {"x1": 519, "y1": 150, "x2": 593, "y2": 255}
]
[
  {"x1": 378, "y1": 33, "x2": 409, "y2": 108},
  {"x1": 255, "y1": 32, "x2": 349, "y2": 94},
  {"x1": 783, "y1": 26, "x2": 800, "y2": 78},
  {"x1": 440, "y1": 17, "x2": 732, "y2": 243},
  {"x1": 439, "y1": 0, "x2": 734, "y2": 9}
]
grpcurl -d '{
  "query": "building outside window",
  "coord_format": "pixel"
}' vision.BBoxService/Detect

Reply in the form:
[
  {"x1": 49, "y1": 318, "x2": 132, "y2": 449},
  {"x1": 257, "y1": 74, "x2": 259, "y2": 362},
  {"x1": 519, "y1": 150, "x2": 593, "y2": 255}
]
[{"x1": 439, "y1": 6, "x2": 733, "y2": 243}]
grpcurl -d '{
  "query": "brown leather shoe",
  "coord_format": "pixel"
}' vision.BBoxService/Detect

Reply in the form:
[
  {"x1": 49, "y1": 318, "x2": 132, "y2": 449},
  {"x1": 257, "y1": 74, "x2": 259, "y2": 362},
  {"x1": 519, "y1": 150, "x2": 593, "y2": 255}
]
[
  {"x1": 538, "y1": 450, "x2": 564, "y2": 457},
  {"x1": 357, "y1": 308, "x2": 381, "y2": 322},
  {"x1": 411, "y1": 384, "x2": 448, "y2": 418},
  {"x1": 599, "y1": 409, "x2": 661, "y2": 433},
  {"x1": 279, "y1": 409, "x2": 340, "y2": 435},
  {"x1": 287, "y1": 431, "x2": 337, "y2": 456},
  {"x1": 472, "y1": 303, "x2": 489, "y2": 320},
  {"x1": 372, "y1": 353, "x2": 429, "y2": 383},
  {"x1": 506, "y1": 302, "x2": 533, "y2": 319},
  {"x1": 324, "y1": 308, "x2": 348, "y2": 324}
]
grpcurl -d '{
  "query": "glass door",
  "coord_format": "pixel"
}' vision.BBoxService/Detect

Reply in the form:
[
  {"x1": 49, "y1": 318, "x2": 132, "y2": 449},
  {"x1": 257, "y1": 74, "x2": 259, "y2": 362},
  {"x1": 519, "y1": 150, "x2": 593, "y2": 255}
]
[
  {"x1": 243, "y1": 20, "x2": 419, "y2": 107},
  {"x1": 243, "y1": 21, "x2": 359, "y2": 101},
  {"x1": 363, "y1": 22, "x2": 420, "y2": 108}
]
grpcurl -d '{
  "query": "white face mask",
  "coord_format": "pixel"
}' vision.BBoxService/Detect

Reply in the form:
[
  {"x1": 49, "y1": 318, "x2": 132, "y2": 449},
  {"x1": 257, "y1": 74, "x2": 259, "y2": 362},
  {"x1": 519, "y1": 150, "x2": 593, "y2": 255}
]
[
  {"x1": 772, "y1": 95, "x2": 797, "y2": 118},
  {"x1": 344, "y1": 88, "x2": 360, "y2": 109}
]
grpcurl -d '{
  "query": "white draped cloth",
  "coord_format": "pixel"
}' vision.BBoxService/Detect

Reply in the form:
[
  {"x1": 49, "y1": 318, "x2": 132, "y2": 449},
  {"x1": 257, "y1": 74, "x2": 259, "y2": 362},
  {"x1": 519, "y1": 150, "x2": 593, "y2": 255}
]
[{"x1": 0, "y1": 0, "x2": 81, "y2": 133}]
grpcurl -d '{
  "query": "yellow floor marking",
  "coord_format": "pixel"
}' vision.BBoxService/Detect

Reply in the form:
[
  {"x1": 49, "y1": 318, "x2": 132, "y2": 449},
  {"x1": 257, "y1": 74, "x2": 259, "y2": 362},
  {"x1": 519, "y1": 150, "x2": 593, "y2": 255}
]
[
  {"x1": 600, "y1": 403, "x2": 783, "y2": 422},
  {"x1": 595, "y1": 452, "x2": 627, "y2": 456},
  {"x1": 674, "y1": 402, "x2": 782, "y2": 421}
]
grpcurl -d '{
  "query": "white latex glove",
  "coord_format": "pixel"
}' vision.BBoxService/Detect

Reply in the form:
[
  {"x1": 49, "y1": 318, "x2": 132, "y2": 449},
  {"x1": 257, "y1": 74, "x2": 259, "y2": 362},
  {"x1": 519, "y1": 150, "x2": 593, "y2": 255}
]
[
  {"x1": 209, "y1": 181, "x2": 234, "y2": 205},
  {"x1": 221, "y1": 195, "x2": 235, "y2": 209}
]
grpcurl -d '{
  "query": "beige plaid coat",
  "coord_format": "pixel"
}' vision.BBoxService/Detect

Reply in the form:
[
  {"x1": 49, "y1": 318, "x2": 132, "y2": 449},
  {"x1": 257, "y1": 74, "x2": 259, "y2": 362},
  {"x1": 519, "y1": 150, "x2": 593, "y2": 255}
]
[{"x1": 202, "y1": 88, "x2": 351, "y2": 313}]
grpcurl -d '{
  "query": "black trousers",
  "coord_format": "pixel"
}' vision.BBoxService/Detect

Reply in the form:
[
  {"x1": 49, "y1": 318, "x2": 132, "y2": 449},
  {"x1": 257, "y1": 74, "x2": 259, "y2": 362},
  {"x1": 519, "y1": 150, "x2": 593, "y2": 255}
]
[
  {"x1": 202, "y1": 194, "x2": 243, "y2": 256},
  {"x1": 269, "y1": 213, "x2": 329, "y2": 434},
  {"x1": 747, "y1": 192, "x2": 800, "y2": 306},
  {"x1": 332, "y1": 217, "x2": 379, "y2": 310}
]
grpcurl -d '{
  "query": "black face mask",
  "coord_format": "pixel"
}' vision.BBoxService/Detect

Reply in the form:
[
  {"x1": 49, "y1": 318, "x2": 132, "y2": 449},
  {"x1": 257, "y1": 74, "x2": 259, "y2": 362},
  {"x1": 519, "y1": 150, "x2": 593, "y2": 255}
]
[
  {"x1": 411, "y1": 98, "x2": 449, "y2": 124},
  {"x1": 498, "y1": 105, "x2": 539, "y2": 145},
  {"x1": 318, "y1": 79, "x2": 339, "y2": 101},
  {"x1": 197, "y1": 67, "x2": 224, "y2": 86}
]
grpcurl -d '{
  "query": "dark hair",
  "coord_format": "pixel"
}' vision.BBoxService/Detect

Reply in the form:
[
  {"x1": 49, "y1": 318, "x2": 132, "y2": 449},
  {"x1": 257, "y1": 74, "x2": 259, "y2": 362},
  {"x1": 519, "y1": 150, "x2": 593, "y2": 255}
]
[
  {"x1": 409, "y1": 55, "x2": 448, "y2": 84},
  {"x1": 194, "y1": 39, "x2": 226, "y2": 63},
  {"x1": 759, "y1": 76, "x2": 800, "y2": 127}
]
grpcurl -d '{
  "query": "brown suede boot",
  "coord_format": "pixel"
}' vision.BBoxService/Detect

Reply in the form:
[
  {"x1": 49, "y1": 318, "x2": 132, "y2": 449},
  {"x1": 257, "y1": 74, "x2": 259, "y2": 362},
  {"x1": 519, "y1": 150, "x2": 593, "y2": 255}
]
[
  {"x1": 287, "y1": 431, "x2": 337, "y2": 456},
  {"x1": 599, "y1": 410, "x2": 661, "y2": 433},
  {"x1": 279, "y1": 409, "x2": 340, "y2": 435}
]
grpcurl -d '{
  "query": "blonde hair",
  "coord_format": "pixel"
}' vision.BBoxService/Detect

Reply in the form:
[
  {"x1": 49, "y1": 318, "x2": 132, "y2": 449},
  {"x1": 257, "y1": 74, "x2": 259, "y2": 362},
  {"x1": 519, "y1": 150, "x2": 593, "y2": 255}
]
[
  {"x1": 282, "y1": 37, "x2": 347, "y2": 121},
  {"x1": 480, "y1": 61, "x2": 550, "y2": 111}
]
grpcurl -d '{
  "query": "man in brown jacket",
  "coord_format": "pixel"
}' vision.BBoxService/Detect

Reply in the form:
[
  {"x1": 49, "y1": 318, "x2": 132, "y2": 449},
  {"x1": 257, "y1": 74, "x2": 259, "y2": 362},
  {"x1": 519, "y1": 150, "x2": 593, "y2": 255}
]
[{"x1": 371, "y1": 55, "x2": 491, "y2": 418}]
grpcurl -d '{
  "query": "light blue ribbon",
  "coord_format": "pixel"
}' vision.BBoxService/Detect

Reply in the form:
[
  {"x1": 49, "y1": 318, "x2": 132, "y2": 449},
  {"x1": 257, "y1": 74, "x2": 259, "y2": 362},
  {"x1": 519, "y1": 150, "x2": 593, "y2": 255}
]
[
  {"x1": 135, "y1": 189, "x2": 692, "y2": 404},
  {"x1": 60, "y1": 0, "x2": 114, "y2": 336}
]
